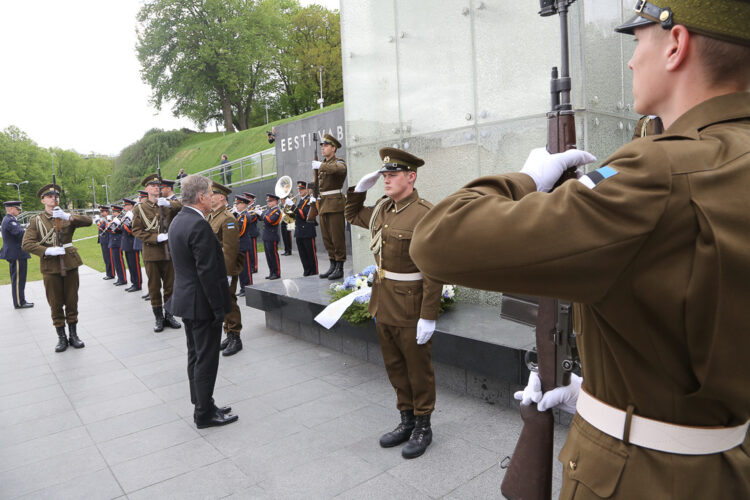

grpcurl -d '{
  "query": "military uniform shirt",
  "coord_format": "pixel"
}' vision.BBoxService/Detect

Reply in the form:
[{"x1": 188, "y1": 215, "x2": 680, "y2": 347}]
[
  {"x1": 318, "y1": 155, "x2": 347, "y2": 214},
  {"x1": 131, "y1": 199, "x2": 181, "y2": 261},
  {"x1": 21, "y1": 213, "x2": 92, "y2": 274},
  {"x1": 207, "y1": 207, "x2": 243, "y2": 276}
]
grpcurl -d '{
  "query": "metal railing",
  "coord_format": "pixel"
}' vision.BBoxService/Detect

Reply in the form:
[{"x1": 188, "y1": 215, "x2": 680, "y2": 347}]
[{"x1": 174, "y1": 147, "x2": 276, "y2": 191}]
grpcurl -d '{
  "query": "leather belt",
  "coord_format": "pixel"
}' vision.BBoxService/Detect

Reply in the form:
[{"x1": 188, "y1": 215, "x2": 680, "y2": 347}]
[
  {"x1": 380, "y1": 269, "x2": 423, "y2": 281},
  {"x1": 576, "y1": 389, "x2": 750, "y2": 455},
  {"x1": 320, "y1": 189, "x2": 341, "y2": 196}
]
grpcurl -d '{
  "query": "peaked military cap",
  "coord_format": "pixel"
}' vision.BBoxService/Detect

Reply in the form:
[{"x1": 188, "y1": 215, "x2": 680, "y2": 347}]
[
  {"x1": 141, "y1": 174, "x2": 161, "y2": 187},
  {"x1": 297, "y1": 181, "x2": 308, "y2": 188},
  {"x1": 160, "y1": 179, "x2": 176, "y2": 188},
  {"x1": 320, "y1": 134, "x2": 341, "y2": 149},
  {"x1": 122, "y1": 198, "x2": 135, "y2": 205},
  {"x1": 99, "y1": 205, "x2": 110, "y2": 211},
  {"x1": 266, "y1": 193, "x2": 280, "y2": 201},
  {"x1": 242, "y1": 192, "x2": 256, "y2": 199},
  {"x1": 138, "y1": 190, "x2": 148, "y2": 197},
  {"x1": 212, "y1": 182, "x2": 232, "y2": 196},
  {"x1": 111, "y1": 204, "x2": 123, "y2": 212},
  {"x1": 616, "y1": 0, "x2": 750, "y2": 46},
  {"x1": 235, "y1": 195, "x2": 251, "y2": 204},
  {"x1": 37, "y1": 184, "x2": 61, "y2": 198},
  {"x1": 3, "y1": 200, "x2": 22, "y2": 208},
  {"x1": 378, "y1": 147, "x2": 425, "y2": 173}
]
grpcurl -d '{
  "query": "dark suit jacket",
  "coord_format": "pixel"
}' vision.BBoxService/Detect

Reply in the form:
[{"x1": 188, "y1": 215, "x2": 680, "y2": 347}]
[
  {"x1": 1, "y1": 214, "x2": 30, "y2": 260},
  {"x1": 165, "y1": 207, "x2": 231, "y2": 321}
]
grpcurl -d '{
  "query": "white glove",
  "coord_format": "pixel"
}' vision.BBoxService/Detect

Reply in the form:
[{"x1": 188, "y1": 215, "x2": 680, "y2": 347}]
[
  {"x1": 311, "y1": 160, "x2": 322, "y2": 170},
  {"x1": 45, "y1": 246, "x2": 66, "y2": 256},
  {"x1": 520, "y1": 148, "x2": 597, "y2": 193},
  {"x1": 125, "y1": 211, "x2": 134, "y2": 221},
  {"x1": 416, "y1": 318, "x2": 436, "y2": 345},
  {"x1": 109, "y1": 218, "x2": 120, "y2": 228},
  {"x1": 157, "y1": 233, "x2": 168, "y2": 243},
  {"x1": 227, "y1": 276, "x2": 232, "y2": 285},
  {"x1": 285, "y1": 198, "x2": 294, "y2": 207},
  {"x1": 514, "y1": 372, "x2": 582, "y2": 414},
  {"x1": 309, "y1": 196, "x2": 317, "y2": 203},
  {"x1": 52, "y1": 207, "x2": 71, "y2": 220},
  {"x1": 157, "y1": 197, "x2": 170, "y2": 207},
  {"x1": 355, "y1": 170, "x2": 381, "y2": 193},
  {"x1": 254, "y1": 208, "x2": 263, "y2": 215}
]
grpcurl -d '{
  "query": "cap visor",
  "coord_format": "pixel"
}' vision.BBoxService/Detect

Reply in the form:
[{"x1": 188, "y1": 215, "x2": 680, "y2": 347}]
[{"x1": 614, "y1": 14, "x2": 654, "y2": 34}]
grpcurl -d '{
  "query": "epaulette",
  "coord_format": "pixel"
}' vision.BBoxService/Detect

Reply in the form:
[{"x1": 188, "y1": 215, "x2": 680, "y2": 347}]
[{"x1": 418, "y1": 199, "x2": 433, "y2": 209}]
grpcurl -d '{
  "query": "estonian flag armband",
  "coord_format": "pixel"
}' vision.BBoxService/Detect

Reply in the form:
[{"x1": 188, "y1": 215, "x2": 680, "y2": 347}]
[{"x1": 578, "y1": 166, "x2": 618, "y2": 190}]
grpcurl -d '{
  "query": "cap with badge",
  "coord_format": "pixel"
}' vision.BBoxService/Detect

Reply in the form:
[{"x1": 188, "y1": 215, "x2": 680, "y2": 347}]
[
  {"x1": 212, "y1": 182, "x2": 232, "y2": 196},
  {"x1": 138, "y1": 190, "x2": 148, "y2": 198},
  {"x1": 615, "y1": 0, "x2": 750, "y2": 45},
  {"x1": 3, "y1": 200, "x2": 22, "y2": 208},
  {"x1": 99, "y1": 205, "x2": 110, "y2": 211},
  {"x1": 242, "y1": 192, "x2": 256, "y2": 200},
  {"x1": 111, "y1": 205, "x2": 123, "y2": 212},
  {"x1": 320, "y1": 134, "x2": 341, "y2": 149},
  {"x1": 266, "y1": 193, "x2": 280, "y2": 201},
  {"x1": 378, "y1": 147, "x2": 425, "y2": 173},
  {"x1": 37, "y1": 184, "x2": 61, "y2": 199},
  {"x1": 235, "y1": 195, "x2": 250, "y2": 204},
  {"x1": 141, "y1": 174, "x2": 161, "y2": 187},
  {"x1": 122, "y1": 198, "x2": 135, "y2": 205},
  {"x1": 160, "y1": 179, "x2": 176, "y2": 188},
  {"x1": 297, "y1": 181, "x2": 308, "y2": 188}
]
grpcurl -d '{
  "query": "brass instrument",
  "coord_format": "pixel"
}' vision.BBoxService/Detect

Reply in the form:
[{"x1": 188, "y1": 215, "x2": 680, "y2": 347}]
[{"x1": 252, "y1": 175, "x2": 296, "y2": 213}]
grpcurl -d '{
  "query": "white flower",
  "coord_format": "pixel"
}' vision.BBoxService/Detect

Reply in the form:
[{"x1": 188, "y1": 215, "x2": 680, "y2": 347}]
[
  {"x1": 355, "y1": 277, "x2": 368, "y2": 290},
  {"x1": 442, "y1": 284, "x2": 455, "y2": 299}
]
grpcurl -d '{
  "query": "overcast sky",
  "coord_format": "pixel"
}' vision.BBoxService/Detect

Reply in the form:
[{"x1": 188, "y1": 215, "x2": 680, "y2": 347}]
[{"x1": 0, "y1": 0, "x2": 340, "y2": 157}]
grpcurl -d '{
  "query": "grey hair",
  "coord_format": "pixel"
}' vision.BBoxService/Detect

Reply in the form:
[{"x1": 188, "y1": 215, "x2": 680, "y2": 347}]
[{"x1": 180, "y1": 175, "x2": 211, "y2": 205}]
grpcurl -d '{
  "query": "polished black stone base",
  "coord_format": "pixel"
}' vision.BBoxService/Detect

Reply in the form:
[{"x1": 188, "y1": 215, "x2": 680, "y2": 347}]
[{"x1": 245, "y1": 277, "x2": 539, "y2": 409}]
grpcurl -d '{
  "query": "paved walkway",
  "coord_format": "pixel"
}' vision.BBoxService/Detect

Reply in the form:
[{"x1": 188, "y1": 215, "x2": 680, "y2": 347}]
[{"x1": 0, "y1": 253, "x2": 567, "y2": 499}]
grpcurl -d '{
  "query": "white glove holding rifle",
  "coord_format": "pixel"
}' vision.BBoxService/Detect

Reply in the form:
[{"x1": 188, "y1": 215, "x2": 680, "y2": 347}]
[
  {"x1": 520, "y1": 148, "x2": 597, "y2": 193},
  {"x1": 45, "y1": 246, "x2": 66, "y2": 256},
  {"x1": 157, "y1": 233, "x2": 168, "y2": 243},
  {"x1": 157, "y1": 197, "x2": 170, "y2": 207},
  {"x1": 52, "y1": 206, "x2": 71, "y2": 220},
  {"x1": 513, "y1": 371, "x2": 582, "y2": 414},
  {"x1": 311, "y1": 160, "x2": 322, "y2": 170}
]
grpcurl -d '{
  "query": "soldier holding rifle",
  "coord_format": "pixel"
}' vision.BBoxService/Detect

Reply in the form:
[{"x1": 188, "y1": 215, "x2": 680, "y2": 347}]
[
  {"x1": 22, "y1": 184, "x2": 92, "y2": 352},
  {"x1": 313, "y1": 134, "x2": 347, "y2": 280},
  {"x1": 411, "y1": 1, "x2": 750, "y2": 498}
]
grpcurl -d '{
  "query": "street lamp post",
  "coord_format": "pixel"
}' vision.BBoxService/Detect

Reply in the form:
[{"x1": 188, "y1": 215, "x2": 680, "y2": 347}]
[
  {"x1": 102, "y1": 174, "x2": 112, "y2": 205},
  {"x1": 265, "y1": 103, "x2": 269, "y2": 124},
  {"x1": 317, "y1": 66, "x2": 324, "y2": 109},
  {"x1": 5, "y1": 181, "x2": 28, "y2": 200}
]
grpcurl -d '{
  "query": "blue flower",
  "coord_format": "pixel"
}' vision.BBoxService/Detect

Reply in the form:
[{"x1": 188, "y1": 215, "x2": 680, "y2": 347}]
[{"x1": 362, "y1": 265, "x2": 377, "y2": 276}]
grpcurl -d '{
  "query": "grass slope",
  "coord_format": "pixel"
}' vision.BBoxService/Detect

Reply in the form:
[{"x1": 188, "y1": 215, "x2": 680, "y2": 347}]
[{"x1": 160, "y1": 102, "x2": 344, "y2": 180}]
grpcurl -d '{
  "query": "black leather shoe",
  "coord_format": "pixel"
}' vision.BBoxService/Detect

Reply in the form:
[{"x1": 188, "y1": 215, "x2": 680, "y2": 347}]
[
  {"x1": 55, "y1": 327, "x2": 68, "y2": 353},
  {"x1": 153, "y1": 307, "x2": 165, "y2": 332},
  {"x1": 126, "y1": 286, "x2": 141, "y2": 292},
  {"x1": 327, "y1": 262, "x2": 344, "y2": 281},
  {"x1": 103, "y1": 276, "x2": 114, "y2": 280},
  {"x1": 67, "y1": 323, "x2": 85, "y2": 349},
  {"x1": 114, "y1": 281, "x2": 127, "y2": 286},
  {"x1": 220, "y1": 335, "x2": 230, "y2": 350},
  {"x1": 283, "y1": 251, "x2": 292, "y2": 256},
  {"x1": 222, "y1": 333, "x2": 243, "y2": 356},
  {"x1": 267, "y1": 274, "x2": 280, "y2": 280},
  {"x1": 402, "y1": 414, "x2": 432, "y2": 459},
  {"x1": 164, "y1": 312, "x2": 182, "y2": 329},
  {"x1": 193, "y1": 406, "x2": 233, "y2": 423},
  {"x1": 196, "y1": 410, "x2": 239, "y2": 429},
  {"x1": 142, "y1": 293, "x2": 150, "y2": 300},
  {"x1": 237, "y1": 289, "x2": 245, "y2": 297},
  {"x1": 319, "y1": 260, "x2": 335, "y2": 279},
  {"x1": 15, "y1": 303, "x2": 34, "y2": 309},
  {"x1": 379, "y1": 410, "x2": 415, "y2": 448}
]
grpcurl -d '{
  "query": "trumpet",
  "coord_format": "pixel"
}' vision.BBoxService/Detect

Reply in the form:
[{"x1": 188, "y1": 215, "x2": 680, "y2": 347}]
[{"x1": 250, "y1": 175, "x2": 297, "y2": 213}]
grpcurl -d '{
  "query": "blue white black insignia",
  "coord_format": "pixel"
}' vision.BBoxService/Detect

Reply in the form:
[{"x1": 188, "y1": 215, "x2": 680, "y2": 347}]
[{"x1": 579, "y1": 166, "x2": 618, "y2": 189}]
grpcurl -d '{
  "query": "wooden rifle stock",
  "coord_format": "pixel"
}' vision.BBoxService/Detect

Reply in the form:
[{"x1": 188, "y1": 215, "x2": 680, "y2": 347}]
[{"x1": 307, "y1": 133, "x2": 320, "y2": 221}]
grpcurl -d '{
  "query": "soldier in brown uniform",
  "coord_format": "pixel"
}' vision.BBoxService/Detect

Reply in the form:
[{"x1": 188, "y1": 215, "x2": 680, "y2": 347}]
[
  {"x1": 313, "y1": 134, "x2": 347, "y2": 280},
  {"x1": 345, "y1": 147, "x2": 443, "y2": 459},
  {"x1": 22, "y1": 184, "x2": 92, "y2": 352},
  {"x1": 207, "y1": 182, "x2": 244, "y2": 357},
  {"x1": 411, "y1": 1, "x2": 750, "y2": 497},
  {"x1": 132, "y1": 173, "x2": 182, "y2": 332}
]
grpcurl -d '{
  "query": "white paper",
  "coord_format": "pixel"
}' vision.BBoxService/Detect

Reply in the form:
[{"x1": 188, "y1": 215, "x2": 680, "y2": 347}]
[{"x1": 314, "y1": 287, "x2": 371, "y2": 330}]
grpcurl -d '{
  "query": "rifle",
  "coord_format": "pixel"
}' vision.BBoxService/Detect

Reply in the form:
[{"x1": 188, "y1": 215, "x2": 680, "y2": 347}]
[
  {"x1": 157, "y1": 156, "x2": 171, "y2": 260},
  {"x1": 307, "y1": 133, "x2": 320, "y2": 221},
  {"x1": 52, "y1": 163, "x2": 67, "y2": 276},
  {"x1": 500, "y1": 2, "x2": 579, "y2": 499}
]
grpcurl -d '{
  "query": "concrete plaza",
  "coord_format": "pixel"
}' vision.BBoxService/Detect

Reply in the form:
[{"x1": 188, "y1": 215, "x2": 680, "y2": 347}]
[{"x1": 0, "y1": 253, "x2": 567, "y2": 499}]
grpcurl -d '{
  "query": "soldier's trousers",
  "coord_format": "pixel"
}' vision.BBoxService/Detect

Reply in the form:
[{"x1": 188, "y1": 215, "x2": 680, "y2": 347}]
[
  {"x1": 238, "y1": 250, "x2": 254, "y2": 289},
  {"x1": 224, "y1": 275, "x2": 242, "y2": 336},
  {"x1": 376, "y1": 321, "x2": 435, "y2": 415},
  {"x1": 43, "y1": 268, "x2": 80, "y2": 328},
  {"x1": 281, "y1": 222, "x2": 292, "y2": 252},
  {"x1": 7, "y1": 258, "x2": 28, "y2": 307},
  {"x1": 110, "y1": 247, "x2": 126, "y2": 284},
  {"x1": 263, "y1": 239, "x2": 280, "y2": 276},
  {"x1": 124, "y1": 250, "x2": 142, "y2": 289},
  {"x1": 296, "y1": 237, "x2": 318, "y2": 275},
  {"x1": 100, "y1": 243, "x2": 113, "y2": 277},
  {"x1": 320, "y1": 212, "x2": 346, "y2": 262},
  {"x1": 145, "y1": 260, "x2": 174, "y2": 308}
]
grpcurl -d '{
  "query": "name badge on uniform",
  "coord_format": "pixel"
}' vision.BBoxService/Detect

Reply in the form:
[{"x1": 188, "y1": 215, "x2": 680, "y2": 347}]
[{"x1": 579, "y1": 166, "x2": 618, "y2": 190}]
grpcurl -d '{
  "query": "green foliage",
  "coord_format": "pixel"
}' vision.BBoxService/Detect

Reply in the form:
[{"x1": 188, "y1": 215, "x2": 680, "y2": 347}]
[{"x1": 328, "y1": 288, "x2": 373, "y2": 325}]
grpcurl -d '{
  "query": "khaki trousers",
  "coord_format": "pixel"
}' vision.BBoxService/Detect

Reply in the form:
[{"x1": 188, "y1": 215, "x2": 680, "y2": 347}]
[
  {"x1": 320, "y1": 212, "x2": 346, "y2": 262},
  {"x1": 43, "y1": 268, "x2": 80, "y2": 327},
  {"x1": 224, "y1": 275, "x2": 242, "y2": 336},
  {"x1": 376, "y1": 322, "x2": 435, "y2": 415},
  {"x1": 145, "y1": 260, "x2": 174, "y2": 308}
]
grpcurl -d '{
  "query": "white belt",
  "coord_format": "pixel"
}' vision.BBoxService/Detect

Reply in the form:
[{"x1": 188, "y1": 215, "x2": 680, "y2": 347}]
[
  {"x1": 320, "y1": 189, "x2": 341, "y2": 196},
  {"x1": 381, "y1": 269, "x2": 423, "y2": 281},
  {"x1": 576, "y1": 389, "x2": 749, "y2": 455}
]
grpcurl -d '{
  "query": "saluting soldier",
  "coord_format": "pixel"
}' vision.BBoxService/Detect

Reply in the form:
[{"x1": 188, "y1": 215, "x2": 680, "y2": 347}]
[
  {"x1": 411, "y1": 2, "x2": 750, "y2": 497},
  {"x1": 1, "y1": 200, "x2": 33, "y2": 309},
  {"x1": 233, "y1": 194, "x2": 254, "y2": 297},
  {"x1": 313, "y1": 134, "x2": 347, "y2": 280},
  {"x1": 97, "y1": 205, "x2": 114, "y2": 280},
  {"x1": 207, "y1": 182, "x2": 244, "y2": 357},
  {"x1": 293, "y1": 181, "x2": 319, "y2": 276},
  {"x1": 131, "y1": 173, "x2": 182, "y2": 332},
  {"x1": 242, "y1": 192, "x2": 260, "y2": 274},
  {"x1": 120, "y1": 198, "x2": 143, "y2": 292},
  {"x1": 257, "y1": 193, "x2": 282, "y2": 280},
  {"x1": 345, "y1": 148, "x2": 442, "y2": 459},
  {"x1": 107, "y1": 204, "x2": 127, "y2": 286},
  {"x1": 21, "y1": 184, "x2": 92, "y2": 352}
]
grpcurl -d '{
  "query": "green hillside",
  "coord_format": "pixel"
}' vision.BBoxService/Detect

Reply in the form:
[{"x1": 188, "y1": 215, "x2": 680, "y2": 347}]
[{"x1": 160, "y1": 102, "x2": 343, "y2": 180}]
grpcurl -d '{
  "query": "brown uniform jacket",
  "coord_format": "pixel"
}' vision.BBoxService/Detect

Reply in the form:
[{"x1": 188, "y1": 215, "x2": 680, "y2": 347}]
[
  {"x1": 22, "y1": 213, "x2": 92, "y2": 274},
  {"x1": 346, "y1": 188, "x2": 442, "y2": 327},
  {"x1": 207, "y1": 207, "x2": 243, "y2": 276},
  {"x1": 318, "y1": 155, "x2": 347, "y2": 214},
  {"x1": 131, "y1": 199, "x2": 181, "y2": 261}
]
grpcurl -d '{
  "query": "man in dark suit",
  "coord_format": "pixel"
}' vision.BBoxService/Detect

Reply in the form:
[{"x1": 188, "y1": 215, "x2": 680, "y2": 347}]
[{"x1": 165, "y1": 174, "x2": 237, "y2": 429}]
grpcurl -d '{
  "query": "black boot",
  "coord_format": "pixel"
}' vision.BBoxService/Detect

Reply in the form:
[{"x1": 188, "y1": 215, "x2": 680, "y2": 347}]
[
  {"x1": 402, "y1": 414, "x2": 432, "y2": 459},
  {"x1": 220, "y1": 334, "x2": 230, "y2": 351},
  {"x1": 319, "y1": 260, "x2": 336, "y2": 279},
  {"x1": 67, "y1": 323, "x2": 85, "y2": 349},
  {"x1": 55, "y1": 327, "x2": 68, "y2": 353},
  {"x1": 222, "y1": 332, "x2": 243, "y2": 356},
  {"x1": 164, "y1": 311, "x2": 182, "y2": 329},
  {"x1": 379, "y1": 410, "x2": 415, "y2": 448},
  {"x1": 327, "y1": 261, "x2": 344, "y2": 280},
  {"x1": 153, "y1": 307, "x2": 165, "y2": 332}
]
